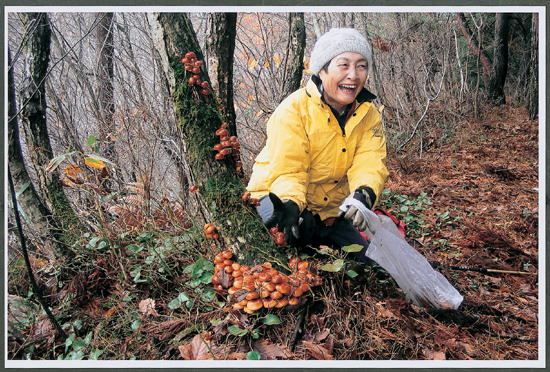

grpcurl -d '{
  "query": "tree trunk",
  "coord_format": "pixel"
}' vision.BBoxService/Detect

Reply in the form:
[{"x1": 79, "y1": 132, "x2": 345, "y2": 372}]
[
  {"x1": 206, "y1": 13, "x2": 237, "y2": 136},
  {"x1": 147, "y1": 12, "x2": 280, "y2": 265},
  {"x1": 96, "y1": 12, "x2": 116, "y2": 160},
  {"x1": 528, "y1": 13, "x2": 538, "y2": 120},
  {"x1": 457, "y1": 13, "x2": 492, "y2": 84},
  {"x1": 280, "y1": 12, "x2": 306, "y2": 101},
  {"x1": 486, "y1": 13, "x2": 510, "y2": 105},
  {"x1": 8, "y1": 47, "x2": 60, "y2": 259},
  {"x1": 17, "y1": 13, "x2": 82, "y2": 248},
  {"x1": 457, "y1": 13, "x2": 510, "y2": 106}
]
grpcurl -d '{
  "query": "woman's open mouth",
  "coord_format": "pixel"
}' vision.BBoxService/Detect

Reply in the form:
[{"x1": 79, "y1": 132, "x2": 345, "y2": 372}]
[{"x1": 339, "y1": 84, "x2": 357, "y2": 93}]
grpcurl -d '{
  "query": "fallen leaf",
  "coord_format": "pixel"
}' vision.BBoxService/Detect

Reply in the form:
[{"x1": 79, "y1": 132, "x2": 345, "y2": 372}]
[
  {"x1": 227, "y1": 352, "x2": 247, "y2": 360},
  {"x1": 218, "y1": 269, "x2": 230, "y2": 289},
  {"x1": 423, "y1": 348, "x2": 446, "y2": 360},
  {"x1": 179, "y1": 333, "x2": 221, "y2": 360},
  {"x1": 377, "y1": 306, "x2": 398, "y2": 319},
  {"x1": 253, "y1": 338, "x2": 292, "y2": 360},
  {"x1": 105, "y1": 307, "x2": 116, "y2": 318},
  {"x1": 484, "y1": 275, "x2": 502, "y2": 286},
  {"x1": 520, "y1": 283, "x2": 532, "y2": 293},
  {"x1": 458, "y1": 342, "x2": 475, "y2": 356},
  {"x1": 139, "y1": 298, "x2": 158, "y2": 317},
  {"x1": 302, "y1": 341, "x2": 333, "y2": 360},
  {"x1": 313, "y1": 328, "x2": 330, "y2": 343}
]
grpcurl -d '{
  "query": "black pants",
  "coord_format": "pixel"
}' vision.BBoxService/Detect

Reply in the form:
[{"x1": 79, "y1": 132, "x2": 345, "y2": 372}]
[
  {"x1": 308, "y1": 214, "x2": 372, "y2": 265},
  {"x1": 257, "y1": 196, "x2": 372, "y2": 265}
]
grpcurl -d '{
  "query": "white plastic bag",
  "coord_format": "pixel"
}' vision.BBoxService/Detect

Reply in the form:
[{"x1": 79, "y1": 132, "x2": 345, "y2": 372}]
[{"x1": 340, "y1": 198, "x2": 463, "y2": 309}]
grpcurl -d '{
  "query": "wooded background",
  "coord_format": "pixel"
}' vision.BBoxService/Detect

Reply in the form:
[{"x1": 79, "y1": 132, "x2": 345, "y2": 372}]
[
  {"x1": 5, "y1": 10, "x2": 541, "y2": 362},
  {"x1": 7, "y1": 11, "x2": 538, "y2": 255}
]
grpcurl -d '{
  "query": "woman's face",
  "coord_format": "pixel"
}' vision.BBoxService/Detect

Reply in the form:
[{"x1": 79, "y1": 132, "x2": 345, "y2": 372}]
[{"x1": 318, "y1": 52, "x2": 368, "y2": 113}]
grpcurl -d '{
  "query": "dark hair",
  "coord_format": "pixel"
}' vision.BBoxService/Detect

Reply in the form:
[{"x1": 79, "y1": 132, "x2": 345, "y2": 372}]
[{"x1": 321, "y1": 60, "x2": 332, "y2": 73}]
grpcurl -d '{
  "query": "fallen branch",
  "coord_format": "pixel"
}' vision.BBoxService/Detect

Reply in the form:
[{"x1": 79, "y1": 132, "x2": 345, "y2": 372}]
[
  {"x1": 431, "y1": 262, "x2": 536, "y2": 276},
  {"x1": 7, "y1": 166, "x2": 67, "y2": 340}
]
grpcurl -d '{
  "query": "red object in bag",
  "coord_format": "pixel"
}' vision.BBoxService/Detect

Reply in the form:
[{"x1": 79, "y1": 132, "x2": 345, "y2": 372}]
[{"x1": 360, "y1": 207, "x2": 406, "y2": 241}]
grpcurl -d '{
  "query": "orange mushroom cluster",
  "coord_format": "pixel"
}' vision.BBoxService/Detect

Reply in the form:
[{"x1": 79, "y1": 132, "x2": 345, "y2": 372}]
[
  {"x1": 212, "y1": 123, "x2": 243, "y2": 172},
  {"x1": 269, "y1": 227, "x2": 287, "y2": 247},
  {"x1": 203, "y1": 223, "x2": 220, "y2": 240},
  {"x1": 181, "y1": 51, "x2": 210, "y2": 95},
  {"x1": 241, "y1": 192, "x2": 260, "y2": 207},
  {"x1": 211, "y1": 251, "x2": 322, "y2": 314}
]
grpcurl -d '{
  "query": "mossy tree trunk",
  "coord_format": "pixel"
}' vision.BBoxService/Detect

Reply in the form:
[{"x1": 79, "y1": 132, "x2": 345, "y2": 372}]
[
  {"x1": 528, "y1": 13, "x2": 538, "y2": 120},
  {"x1": 147, "y1": 12, "x2": 283, "y2": 266},
  {"x1": 457, "y1": 13, "x2": 511, "y2": 106},
  {"x1": 17, "y1": 13, "x2": 83, "y2": 250},
  {"x1": 280, "y1": 12, "x2": 306, "y2": 101},
  {"x1": 95, "y1": 12, "x2": 116, "y2": 161},
  {"x1": 8, "y1": 47, "x2": 60, "y2": 259}
]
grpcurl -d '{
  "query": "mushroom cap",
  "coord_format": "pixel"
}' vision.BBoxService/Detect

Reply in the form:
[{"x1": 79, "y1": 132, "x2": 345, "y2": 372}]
[
  {"x1": 232, "y1": 270, "x2": 243, "y2": 278},
  {"x1": 233, "y1": 278, "x2": 244, "y2": 289},
  {"x1": 262, "y1": 298, "x2": 277, "y2": 308},
  {"x1": 276, "y1": 283, "x2": 292, "y2": 295},
  {"x1": 270, "y1": 290, "x2": 283, "y2": 300},
  {"x1": 247, "y1": 299, "x2": 263, "y2": 311},
  {"x1": 211, "y1": 274, "x2": 220, "y2": 286},
  {"x1": 259, "y1": 272, "x2": 272, "y2": 282},
  {"x1": 275, "y1": 298, "x2": 289, "y2": 308},
  {"x1": 289, "y1": 257, "x2": 301, "y2": 269},
  {"x1": 288, "y1": 297, "x2": 300, "y2": 306},
  {"x1": 292, "y1": 288, "x2": 304, "y2": 297},
  {"x1": 272, "y1": 274, "x2": 283, "y2": 284},
  {"x1": 260, "y1": 288, "x2": 271, "y2": 298}
]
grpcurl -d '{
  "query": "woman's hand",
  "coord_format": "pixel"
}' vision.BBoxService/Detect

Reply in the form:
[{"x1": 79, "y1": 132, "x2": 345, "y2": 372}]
[
  {"x1": 265, "y1": 193, "x2": 301, "y2": 245},
  {"x1": 341, "y1": 186, "x2": 375, "y2": 231}
]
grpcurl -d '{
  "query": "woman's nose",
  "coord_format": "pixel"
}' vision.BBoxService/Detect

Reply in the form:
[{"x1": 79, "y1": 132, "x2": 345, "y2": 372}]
[{"x1": 347, "y1": 67, "x2": 358, "y2": 79}]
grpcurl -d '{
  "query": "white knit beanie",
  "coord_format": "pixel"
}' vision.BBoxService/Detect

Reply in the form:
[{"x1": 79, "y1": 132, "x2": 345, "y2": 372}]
[{"x1": 309, "y1": 28, "x2": 372, "y2": 76}]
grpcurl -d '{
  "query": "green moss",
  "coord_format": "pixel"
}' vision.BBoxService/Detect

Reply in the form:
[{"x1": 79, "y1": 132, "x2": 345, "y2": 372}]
[
  {"x1": 170, "y1": 57, "x2": 284, "y2": 268},
  {"x1": 8, "y1": 257, "x2": 28, "y2": 296},
  {"x1": 201, "y1": 172, "x2": 287, "y2": 267},
  {"x1": 46, "y1": 182, "x2": 83, "y2": 249}
]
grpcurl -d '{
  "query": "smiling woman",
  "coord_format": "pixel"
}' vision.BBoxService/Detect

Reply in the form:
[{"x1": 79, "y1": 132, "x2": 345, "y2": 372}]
[
  {"x1": 318, "y1": 52, "x2": 368, "y2": 113},
  {"x1": 246, "y1": 27, "x2": 388, "y2": 265}
]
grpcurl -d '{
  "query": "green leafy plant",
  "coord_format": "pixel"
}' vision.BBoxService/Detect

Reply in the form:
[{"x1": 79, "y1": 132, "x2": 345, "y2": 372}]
[
  {"x1": 318, "y1": 244, "x2": 364, "y2": 278},
  {"x1": 169, "y1": 258, "x2": 217, "y2": 311},
  {"x1": 228, "y1": 314, "x2": 281, "y2": 341},
  {"x1": 55, "y1": 323, "x2": 104, "y2": 360}
]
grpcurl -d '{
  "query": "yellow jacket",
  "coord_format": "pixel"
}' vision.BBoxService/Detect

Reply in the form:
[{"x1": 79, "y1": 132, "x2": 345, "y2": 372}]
[{"x1": 247, "y1": 79, "x2": 388, "y2": 221}]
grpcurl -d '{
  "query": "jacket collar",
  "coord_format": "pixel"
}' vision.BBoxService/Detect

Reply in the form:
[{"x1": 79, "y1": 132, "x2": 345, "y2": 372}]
[{"x1": 307, "y1": 75, "x2": 377, "y2": 105}]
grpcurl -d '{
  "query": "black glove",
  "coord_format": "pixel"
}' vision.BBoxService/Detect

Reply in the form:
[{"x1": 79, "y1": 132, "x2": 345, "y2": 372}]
[
  {"x1": 265, "y1": 193, "x2": 300, "y2": 245},
  {"x1": 297, "y1": 208, "x2": 315, "y2": 247},
  {"x1": 342, "y1": 186, "x2": 375, "y2": 231}
]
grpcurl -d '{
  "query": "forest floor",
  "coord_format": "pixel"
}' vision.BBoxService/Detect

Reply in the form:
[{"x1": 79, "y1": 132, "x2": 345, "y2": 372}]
[{"x1": 7, "y1": 104, "x2": 540, "y2": 363}]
